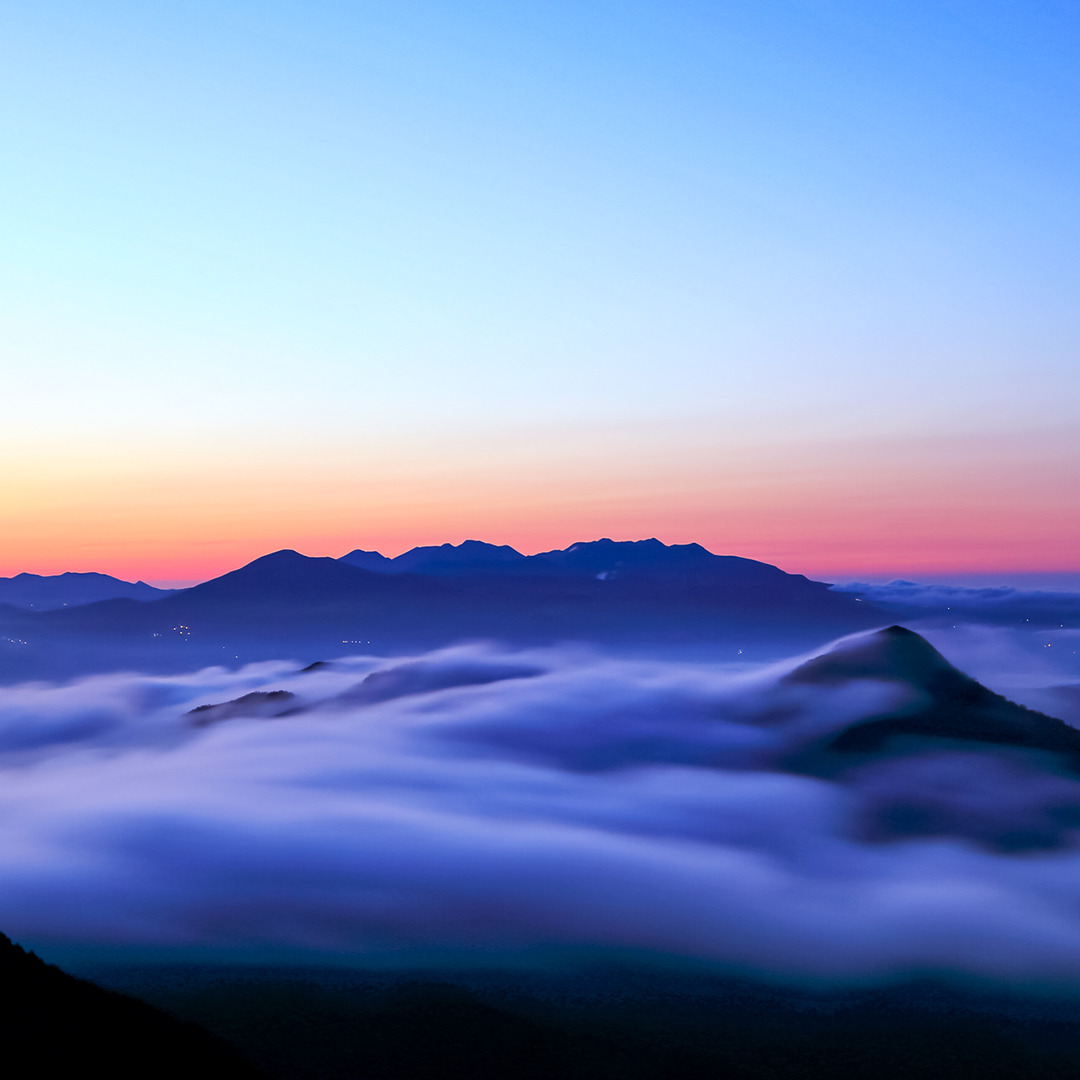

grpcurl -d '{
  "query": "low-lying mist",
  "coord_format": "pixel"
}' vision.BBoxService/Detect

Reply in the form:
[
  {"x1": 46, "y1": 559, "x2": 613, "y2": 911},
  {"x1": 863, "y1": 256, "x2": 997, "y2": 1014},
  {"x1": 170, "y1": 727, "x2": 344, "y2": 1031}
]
[{"x1": 2, "y1": 627, "x2": 1080, "y2": 995}]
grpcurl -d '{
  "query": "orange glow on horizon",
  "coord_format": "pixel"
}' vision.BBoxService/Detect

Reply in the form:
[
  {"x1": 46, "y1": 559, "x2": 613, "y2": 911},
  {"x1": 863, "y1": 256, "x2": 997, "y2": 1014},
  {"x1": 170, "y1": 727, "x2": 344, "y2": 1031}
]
[
  {"x1": 4, "y1": 497, "x2": 1076, "y2": 587},
  {"x1": 2, "y1": 425, "x2": 1076, "y2": 584}
]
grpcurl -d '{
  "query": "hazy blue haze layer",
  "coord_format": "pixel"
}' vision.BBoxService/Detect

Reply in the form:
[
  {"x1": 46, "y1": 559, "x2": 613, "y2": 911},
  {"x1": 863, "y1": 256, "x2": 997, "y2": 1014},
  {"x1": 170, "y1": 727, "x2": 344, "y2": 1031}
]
[{"x1": 3, "y1": 624, "x2": 1080, "y2": 997}]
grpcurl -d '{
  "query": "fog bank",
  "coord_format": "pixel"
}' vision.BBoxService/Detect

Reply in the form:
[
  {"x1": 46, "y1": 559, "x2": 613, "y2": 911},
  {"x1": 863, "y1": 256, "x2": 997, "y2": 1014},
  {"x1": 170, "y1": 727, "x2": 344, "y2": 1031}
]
[{"x1": 2, "y1": 633, "x2": 1080, "y2": 992}]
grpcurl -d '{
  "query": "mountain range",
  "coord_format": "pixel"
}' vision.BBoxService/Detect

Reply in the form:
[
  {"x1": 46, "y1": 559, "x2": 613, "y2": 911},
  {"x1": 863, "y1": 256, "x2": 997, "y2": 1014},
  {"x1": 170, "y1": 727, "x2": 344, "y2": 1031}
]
[
  {"x1": 0, "y1": 539, "x2": 885, "y2": 681},
  {"x1": 0, "y1": 571, "x2": 173, "y2": 610}
]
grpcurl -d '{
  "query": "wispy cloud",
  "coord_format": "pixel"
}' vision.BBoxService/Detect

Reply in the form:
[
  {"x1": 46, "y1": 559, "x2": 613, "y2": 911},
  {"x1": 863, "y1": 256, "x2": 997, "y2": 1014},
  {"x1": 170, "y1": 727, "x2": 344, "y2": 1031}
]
[{"x1": 2, "y1": 637, "x2": 1080, "y2": 990}]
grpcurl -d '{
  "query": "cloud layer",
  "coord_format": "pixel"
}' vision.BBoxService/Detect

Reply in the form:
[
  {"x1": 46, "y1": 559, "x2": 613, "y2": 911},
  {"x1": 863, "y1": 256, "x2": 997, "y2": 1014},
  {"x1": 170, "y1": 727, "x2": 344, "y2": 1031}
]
[{"x1": 3, "y1": 637, "x2": 1080, "y2": 991}]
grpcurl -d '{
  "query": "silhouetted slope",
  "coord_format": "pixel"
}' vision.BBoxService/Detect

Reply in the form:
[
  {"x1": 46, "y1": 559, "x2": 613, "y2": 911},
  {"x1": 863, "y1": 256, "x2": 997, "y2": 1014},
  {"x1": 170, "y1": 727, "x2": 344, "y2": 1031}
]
[
  {"x1": 180, "y1": 549, "x2": 405, "y2": 602},
  {"x1": 0, "y1": 933, "x2": 262, "y2": 1078},
  {"x1": 187, "y1": 690, "x2": 297, "y2": 726},
  {"x1": 0, "y1": 571, "x2": 172, "y2": 610},
  {"x1": 92, "y1": 964, "x2": 1080, "y2": 1080},
  {"x1": 787, "y1": 625, "x2": 1080, "y2": 773},
  {"x1": 151, "y1": 550, "x2": 463, "y2": 640},
  {"x1": 27, "y1": 551, "x2": 455, "y2": 634},
  {"x1": 789, "y1": 623, "x2": 959, "y2": 686}
]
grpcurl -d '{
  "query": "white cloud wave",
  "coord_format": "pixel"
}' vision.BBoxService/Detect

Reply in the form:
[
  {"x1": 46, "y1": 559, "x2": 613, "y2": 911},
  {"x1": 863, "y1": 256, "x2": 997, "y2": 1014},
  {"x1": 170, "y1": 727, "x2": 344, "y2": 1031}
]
[{"x1": 2, "y1": 638, "x2": 1080, "y2": 990}]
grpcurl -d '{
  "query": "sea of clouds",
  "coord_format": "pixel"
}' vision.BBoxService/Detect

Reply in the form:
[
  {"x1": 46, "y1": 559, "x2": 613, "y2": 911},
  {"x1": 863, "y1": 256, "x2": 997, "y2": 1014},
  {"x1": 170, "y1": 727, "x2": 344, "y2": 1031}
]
[{"x1": 3, "y1": 633, "x2": 1080, "y2": 992}]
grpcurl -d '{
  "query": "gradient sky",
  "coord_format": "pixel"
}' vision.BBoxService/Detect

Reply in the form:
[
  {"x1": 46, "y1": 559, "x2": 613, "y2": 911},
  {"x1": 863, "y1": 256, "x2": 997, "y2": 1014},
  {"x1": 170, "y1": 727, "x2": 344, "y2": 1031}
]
[{"x1": 3, "y1": 1, "x2": 1078, "y2": 583}]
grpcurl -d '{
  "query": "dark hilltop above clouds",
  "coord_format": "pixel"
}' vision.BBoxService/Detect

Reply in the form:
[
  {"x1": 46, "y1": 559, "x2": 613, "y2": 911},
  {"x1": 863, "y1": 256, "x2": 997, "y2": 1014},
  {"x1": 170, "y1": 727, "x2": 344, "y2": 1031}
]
[{"x1": 783, "y1": 626, "x2": 1080, "y2": 784}]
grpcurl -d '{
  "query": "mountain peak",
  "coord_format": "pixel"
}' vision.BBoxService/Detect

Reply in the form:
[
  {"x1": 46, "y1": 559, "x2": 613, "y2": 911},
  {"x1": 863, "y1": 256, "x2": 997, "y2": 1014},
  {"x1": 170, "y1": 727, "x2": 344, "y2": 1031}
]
[
  {"x1": 786, "y1": 625, "x2": 955, "y2": 687},
  {"x1": 248, "y1": 548, "x2": 306, "y2": 562},
  {"x1": 386, "y1": 541, "x2": 527, "y2": 576},
  {"x1": 532, "y1": 538, "x2": 781, "y2": 582},
  {"x1": 182, "y1": 547, "x2": 379, "y2": 601},
  {"x1": 338, "y1": 548, "x2": 395, "y2": 572},
  {"x1": 783, "y1": 625, "x2": 1080, "y2": 783}
]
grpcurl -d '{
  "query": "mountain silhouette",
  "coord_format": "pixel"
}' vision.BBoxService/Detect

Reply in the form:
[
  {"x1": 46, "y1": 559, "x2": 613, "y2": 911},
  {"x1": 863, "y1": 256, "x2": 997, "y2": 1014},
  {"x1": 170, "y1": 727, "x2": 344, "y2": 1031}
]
[
  {"x1": 0, "y1": 541, "x2": 885, "y2": 681},
  {"x1": 0, "y1": 571, "x2": 173, "y2": 611},
  {"x1": 87, "y1": 962, "x2": 1080, "y2": 1080},
  {"x1": 0, "y1": 932, "x2": 261, "y2": 1077},
  {"x1": 337, "y1": 548, "x2": 397, "y2": 572},
  {"x1": 343, "y1": 540, "x2": 530, "y2": 576},
  {"x1": 338, "y1": 537, "x2": 808, "y2": 584},
  {"x1": 530, "y1": 537, "x2": 768, "y2": 578},
  {"x1": 786, "y1": 625, "x2": 1080, "y2": 774},
  {"x1": 187, "y1": 690, "x2": 297, "y2": 726},
  {"x1": 788, "y1": 624, "x2": 958, "y2": 687}
]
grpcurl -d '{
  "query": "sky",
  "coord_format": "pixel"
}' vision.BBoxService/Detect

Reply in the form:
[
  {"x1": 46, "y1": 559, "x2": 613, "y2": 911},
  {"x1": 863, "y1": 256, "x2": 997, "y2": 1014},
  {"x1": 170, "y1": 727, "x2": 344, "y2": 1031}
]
[{"x1": 2, "y1": 1, "x2": 1078, "y2": 584}]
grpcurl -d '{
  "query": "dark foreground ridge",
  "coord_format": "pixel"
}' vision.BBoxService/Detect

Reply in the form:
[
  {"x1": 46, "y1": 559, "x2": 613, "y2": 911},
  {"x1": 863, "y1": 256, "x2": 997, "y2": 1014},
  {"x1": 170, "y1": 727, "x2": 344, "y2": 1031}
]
[
  {"x1": 83, "y1": 962, "x2": 1080, "y2": 1080},
  {"x1": 0, "y1": 933, "x2": 262, "y2": 1078}
]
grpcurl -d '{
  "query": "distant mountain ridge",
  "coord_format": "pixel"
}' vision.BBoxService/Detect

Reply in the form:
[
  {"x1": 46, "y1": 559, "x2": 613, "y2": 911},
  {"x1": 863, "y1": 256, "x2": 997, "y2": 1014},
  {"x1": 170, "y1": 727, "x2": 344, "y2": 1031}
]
[
  {"x1": 340, "y1": 537, "x2": 804, "y2": 583},
  {"x1": 0, "y1": 571, "x2": 174, "y2": 611},
  {"x1": 341, "y1": 539, "x2": 529, "y2": 576},
  {"x1": 0, "y1": 539, "x2": 885, "y2": 681}
]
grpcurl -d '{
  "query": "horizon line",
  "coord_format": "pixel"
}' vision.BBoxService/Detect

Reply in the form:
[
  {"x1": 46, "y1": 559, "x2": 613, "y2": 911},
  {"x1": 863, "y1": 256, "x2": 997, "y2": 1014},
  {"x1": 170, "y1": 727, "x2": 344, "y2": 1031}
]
[{"x1": 4, "y1": 538, "x2": 1079, "y2": 593}]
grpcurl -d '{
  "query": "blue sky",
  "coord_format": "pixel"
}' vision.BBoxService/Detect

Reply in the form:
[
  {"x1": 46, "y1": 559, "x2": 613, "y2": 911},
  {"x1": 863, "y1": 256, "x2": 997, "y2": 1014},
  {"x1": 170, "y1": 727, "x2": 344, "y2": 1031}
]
[{"x1": 2, "y1": 1, "x2": 1078, "y2": 580}]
